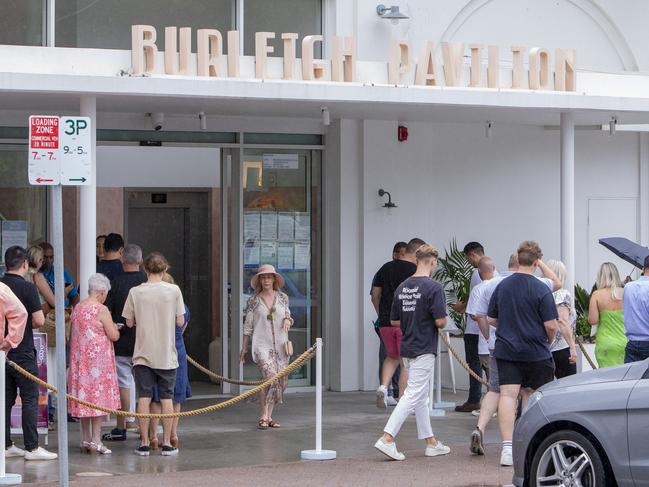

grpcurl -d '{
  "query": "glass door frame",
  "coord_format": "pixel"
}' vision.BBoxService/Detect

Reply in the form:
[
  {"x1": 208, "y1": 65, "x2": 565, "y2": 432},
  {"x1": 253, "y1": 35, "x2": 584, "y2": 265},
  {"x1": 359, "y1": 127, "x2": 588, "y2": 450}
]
[{"x1": 224, "y1": 142, "x2": 323, "y2": 394}]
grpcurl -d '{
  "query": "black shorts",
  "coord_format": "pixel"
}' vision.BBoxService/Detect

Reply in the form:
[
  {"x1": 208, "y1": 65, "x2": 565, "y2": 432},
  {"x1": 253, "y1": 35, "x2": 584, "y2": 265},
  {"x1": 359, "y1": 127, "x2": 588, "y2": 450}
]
[
  {"x1": 133, "y1": 365, "x2": 176, "y2": 400},
  {"x1": 496, "y1": 358, "x2": 554, "y2": 390}
]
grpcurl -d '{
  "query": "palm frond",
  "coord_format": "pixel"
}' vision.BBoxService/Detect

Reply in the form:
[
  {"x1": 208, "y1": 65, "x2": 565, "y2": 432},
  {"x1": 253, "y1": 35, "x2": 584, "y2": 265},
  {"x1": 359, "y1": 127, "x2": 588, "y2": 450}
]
[{"x1": 433, "y1": 238, "x2": 473, "y2": 332}]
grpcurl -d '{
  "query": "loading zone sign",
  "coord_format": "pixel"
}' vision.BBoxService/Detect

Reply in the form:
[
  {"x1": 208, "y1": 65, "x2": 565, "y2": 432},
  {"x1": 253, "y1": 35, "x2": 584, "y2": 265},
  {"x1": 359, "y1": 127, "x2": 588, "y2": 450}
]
[{"x1": 29, "y1": 115, "x2": 92, "y2": 186}]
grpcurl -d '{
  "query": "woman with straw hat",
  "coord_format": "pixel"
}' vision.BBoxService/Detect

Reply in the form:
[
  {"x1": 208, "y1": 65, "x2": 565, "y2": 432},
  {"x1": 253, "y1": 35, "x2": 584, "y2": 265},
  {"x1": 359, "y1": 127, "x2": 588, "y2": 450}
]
[{"x1": 240, "y1": 264, "x2": 293, "y2": 429}]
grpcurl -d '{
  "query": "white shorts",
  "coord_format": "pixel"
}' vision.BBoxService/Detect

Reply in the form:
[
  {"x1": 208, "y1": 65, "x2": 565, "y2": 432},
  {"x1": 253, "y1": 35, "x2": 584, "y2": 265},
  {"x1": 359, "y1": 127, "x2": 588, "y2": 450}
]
[{"x1": 115, "y1": 356, "x2": 134, "y2": 389}]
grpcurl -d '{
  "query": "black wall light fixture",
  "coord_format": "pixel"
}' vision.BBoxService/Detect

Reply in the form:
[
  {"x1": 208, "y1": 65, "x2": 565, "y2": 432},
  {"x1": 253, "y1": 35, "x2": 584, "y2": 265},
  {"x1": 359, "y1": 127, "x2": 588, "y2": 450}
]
[{"x1": 378, "y1": 189, "x2": 397, "y2": 208}]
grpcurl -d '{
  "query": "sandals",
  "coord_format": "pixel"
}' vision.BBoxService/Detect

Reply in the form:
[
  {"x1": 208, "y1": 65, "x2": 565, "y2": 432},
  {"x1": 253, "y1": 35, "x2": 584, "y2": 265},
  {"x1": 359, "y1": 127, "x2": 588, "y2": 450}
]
[
  {"x1": 150, "y1": 437, "x2": 159, "y2": 451},
  {"x1": 80, "y1": 441, "x2": 92, "y2": 454},
  {"x1": 258, "y1": 419, "x2": 280, "y2": 429},
  {"x1": 89, "y1": 442, "x2": 112, "y2": 455},
  {"x1": 170, "y1": 436, "x2": 179, "y2": 449}
]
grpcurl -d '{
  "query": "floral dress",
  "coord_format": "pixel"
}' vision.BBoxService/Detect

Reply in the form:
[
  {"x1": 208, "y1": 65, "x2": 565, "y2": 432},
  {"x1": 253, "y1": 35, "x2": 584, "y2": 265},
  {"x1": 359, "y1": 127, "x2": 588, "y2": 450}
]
[
  {"x1": 243, "y1": 292, "x2": 291, "y2": 406},
  {"x1": 68, "y1": 302, "x2": 120, "y2": 417}
]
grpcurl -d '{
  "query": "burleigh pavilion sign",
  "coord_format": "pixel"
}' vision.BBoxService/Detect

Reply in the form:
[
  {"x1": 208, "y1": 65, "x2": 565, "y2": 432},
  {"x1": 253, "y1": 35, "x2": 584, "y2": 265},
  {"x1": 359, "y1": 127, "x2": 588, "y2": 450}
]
[{"x1": 131, "y1": 25, "x2": 576, "y2": 92}]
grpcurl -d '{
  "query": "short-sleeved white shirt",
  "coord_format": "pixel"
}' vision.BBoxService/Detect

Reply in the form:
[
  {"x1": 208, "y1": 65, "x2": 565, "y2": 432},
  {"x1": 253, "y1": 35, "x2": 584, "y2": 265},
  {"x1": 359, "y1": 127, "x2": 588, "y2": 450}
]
[
  {"x1": 467, "y1": 271, "x2": 553, "y2": 351},
  {"x1": 466, "y1": 268, "x2": 499, "y2": 354}
]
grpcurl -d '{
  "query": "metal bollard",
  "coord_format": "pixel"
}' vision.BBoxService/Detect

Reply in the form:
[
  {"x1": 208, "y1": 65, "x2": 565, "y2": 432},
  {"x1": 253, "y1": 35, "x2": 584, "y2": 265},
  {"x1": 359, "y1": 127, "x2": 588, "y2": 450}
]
[
  {"x1": 0, "y1": 351, "x2": 22, "y2": 484},
  {"x1": 300, "y1": 338, "x2": 336, "y2": 460}
]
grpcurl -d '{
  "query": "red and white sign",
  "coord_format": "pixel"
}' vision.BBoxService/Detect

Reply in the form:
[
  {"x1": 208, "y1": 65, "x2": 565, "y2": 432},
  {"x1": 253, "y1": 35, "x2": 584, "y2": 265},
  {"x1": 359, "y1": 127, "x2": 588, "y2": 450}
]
[{"x1": 29, "y1": 116, "x2": 61, "y2": 185}]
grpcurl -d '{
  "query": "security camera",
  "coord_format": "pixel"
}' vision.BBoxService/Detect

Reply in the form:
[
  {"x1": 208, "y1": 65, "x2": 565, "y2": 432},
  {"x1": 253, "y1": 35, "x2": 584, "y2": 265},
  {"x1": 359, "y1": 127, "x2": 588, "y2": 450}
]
[{"x1": 151, "y1": 112, "x2": 164, "y2": 131}]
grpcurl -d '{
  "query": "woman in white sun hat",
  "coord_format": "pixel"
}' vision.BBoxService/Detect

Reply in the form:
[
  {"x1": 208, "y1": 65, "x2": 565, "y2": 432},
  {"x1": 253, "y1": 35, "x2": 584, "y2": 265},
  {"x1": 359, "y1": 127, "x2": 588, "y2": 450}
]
[{"x1": 240, "y1": 264, "x2": 293, "y2": 430}]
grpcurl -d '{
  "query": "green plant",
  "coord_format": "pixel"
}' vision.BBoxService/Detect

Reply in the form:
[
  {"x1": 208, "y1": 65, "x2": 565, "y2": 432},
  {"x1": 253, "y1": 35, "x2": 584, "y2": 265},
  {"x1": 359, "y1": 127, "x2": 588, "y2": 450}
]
[
  {"x1": 574, "y1": 283, "x2": 595, "y2": 342},
  {"x1": 433, "y1": 239, "x2": 474, "y2": 332}
]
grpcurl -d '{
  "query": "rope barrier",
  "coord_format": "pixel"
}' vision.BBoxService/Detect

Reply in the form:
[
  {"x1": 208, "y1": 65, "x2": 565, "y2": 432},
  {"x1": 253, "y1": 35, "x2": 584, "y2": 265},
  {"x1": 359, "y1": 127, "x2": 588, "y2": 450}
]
[
  {"x1": 576, "y1": 337, "x2": 597, "y2": 370},
  {"x1": 6, "y1": 345, "x2": 316, "y2": 419},
  {"x1": 439, "y1": 331, "x2": 599, "y2": 385},
  {"x1": 186, "y1": 355, "x2": 264, "y2": 386},
  {"x1": 437, "y1": 330, "x2": 489, "y2": 387}
]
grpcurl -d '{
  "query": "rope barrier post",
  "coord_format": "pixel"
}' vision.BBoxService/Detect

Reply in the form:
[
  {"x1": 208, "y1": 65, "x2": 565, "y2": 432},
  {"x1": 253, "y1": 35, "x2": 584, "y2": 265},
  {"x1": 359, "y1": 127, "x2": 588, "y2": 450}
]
[
  {"x1": 0, "y1": 351, "x2": 21, "y2": 484},
  {"x1": 301, "y1": 338, "x2": 336, "y2": 461},
  {"x1": 428, "y1": 340, "x2": 446, "y2": 417},
  {"x1": 433, "y1": 334, "x2": 455, "y2": 410},
  {"x1": 446, "y1": 331, "x2": 457, "y2": 394}
]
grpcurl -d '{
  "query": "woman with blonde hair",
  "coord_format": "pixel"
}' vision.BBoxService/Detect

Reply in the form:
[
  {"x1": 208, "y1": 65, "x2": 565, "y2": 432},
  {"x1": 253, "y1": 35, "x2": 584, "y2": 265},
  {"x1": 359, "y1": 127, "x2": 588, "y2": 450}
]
[
  {"x1": 239, "y1": 264, "x2": 293, "y2": 429},
  {"x1": 588, "y1": 262, "x2": 627, "y2": 367},
  {"x1": 25, "y1": 245, "x2": 55, "y2": 310},
  {"x1": 546, "y1": 260, "x2": 578, "y2": 378}
]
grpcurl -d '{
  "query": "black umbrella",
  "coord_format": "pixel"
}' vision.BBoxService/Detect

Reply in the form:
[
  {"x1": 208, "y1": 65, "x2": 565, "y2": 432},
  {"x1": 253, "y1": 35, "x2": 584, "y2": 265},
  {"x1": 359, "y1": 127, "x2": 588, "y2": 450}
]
[{"x1": 598, "y1": 237, "x2": 649, "y2": 269}]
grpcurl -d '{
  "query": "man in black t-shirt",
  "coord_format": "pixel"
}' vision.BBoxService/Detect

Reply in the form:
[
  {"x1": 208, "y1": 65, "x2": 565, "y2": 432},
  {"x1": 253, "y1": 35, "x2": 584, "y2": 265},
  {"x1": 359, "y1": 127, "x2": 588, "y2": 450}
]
[
  {"x1": 374, "y1": 244, "x2": 450, "y2": 461},
  {"x1": 371, "y1": 238, "x2": 424, "y2": 409},
  {"x1": 1, "y1": 246, "x2": 57, "y2": 461},
  {"x1": 371, "y1": 241, "x2": 407, "y2": 403},
  {"x1": 487, "y1": 240, "x2": 558, "y2": 467},
  {"x1": 97, "y1": 232, "x2": 124, "y2": 281},
  {"x1": 102, "y1": 243, "x2": 146, "y2": 442}
]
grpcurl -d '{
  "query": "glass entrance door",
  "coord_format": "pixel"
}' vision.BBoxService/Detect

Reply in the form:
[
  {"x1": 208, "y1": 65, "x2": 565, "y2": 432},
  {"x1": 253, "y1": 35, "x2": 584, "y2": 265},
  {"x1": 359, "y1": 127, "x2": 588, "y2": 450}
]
[{"x1": 238, "y1": 149, "x2": 321, "y2": 387}]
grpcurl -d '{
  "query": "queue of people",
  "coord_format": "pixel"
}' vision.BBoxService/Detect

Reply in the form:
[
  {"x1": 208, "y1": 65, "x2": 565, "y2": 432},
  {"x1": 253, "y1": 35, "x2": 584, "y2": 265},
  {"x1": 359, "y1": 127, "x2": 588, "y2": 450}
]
[
  {"x1": 0, "y1": 234, "x2": 194, "y2": 459},
  {"x1": 3, "y1": 228, "x2": 649, "y2": 465},
  {"x1": 370, "y1": 237, "x2": 649, "y2": 466}
]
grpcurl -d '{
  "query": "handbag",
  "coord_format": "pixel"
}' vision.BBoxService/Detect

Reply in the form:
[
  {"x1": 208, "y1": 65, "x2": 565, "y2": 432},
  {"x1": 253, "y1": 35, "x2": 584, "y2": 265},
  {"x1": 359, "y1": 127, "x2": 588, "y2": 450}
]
[
  {"x1": 43, "y1": 308, "x2": 72, "y2": 347},
  {"x1": 284, "y1": 340, "x2": 294, "y2": 357}
]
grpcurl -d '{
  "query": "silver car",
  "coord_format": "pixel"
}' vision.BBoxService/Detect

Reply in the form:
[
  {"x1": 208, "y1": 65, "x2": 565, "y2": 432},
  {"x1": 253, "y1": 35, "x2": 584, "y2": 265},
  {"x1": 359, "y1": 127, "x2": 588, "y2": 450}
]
[{"x1": 513, "y1": 359, "x2": 649, "y2": 486}]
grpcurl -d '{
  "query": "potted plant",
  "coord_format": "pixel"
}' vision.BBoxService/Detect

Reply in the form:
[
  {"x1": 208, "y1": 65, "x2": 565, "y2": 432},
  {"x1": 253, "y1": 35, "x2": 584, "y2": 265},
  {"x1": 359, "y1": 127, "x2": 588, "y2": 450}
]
[
  {"x1": 574, "y1": 283, "x2": 598, "y2": 371},
  {"x1": 434, "y1": 239, "x2": 474, "y2": 390},
  {"x1": 433, "y1": 238, "x2": 474, "y2": 333}
]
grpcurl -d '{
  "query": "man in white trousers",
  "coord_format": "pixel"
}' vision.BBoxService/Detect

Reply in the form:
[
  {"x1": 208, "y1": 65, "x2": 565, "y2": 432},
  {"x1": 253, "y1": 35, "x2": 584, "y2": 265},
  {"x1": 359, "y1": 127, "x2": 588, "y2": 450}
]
[{"x1": 374, "y1": 244, "x2": 451, "y2": 461}]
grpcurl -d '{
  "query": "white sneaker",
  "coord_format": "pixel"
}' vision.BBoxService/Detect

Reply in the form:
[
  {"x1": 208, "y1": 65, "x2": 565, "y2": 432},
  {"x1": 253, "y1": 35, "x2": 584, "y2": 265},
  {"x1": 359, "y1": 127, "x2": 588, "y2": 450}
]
[
  {"x1": 24, "y1": 447, "x2": 58, "y2": 461},
  {"x1": 374, "y1": 438, "x2": 405, "y2": 461},
  {"x1": 376, "y1": 386, "x2": 388, "y2": 409},
  {"x1": 500, "y1": 447, "x2": 513, "y2": 466},
  {"x1": 386, "y1": 396, "x2": 398, "y2": 406},
  {"x1": 425, "y1": 441, "x2": 451, "y2": 457},
  {"x1": 5, "y1": 445, "x2": 25, "y2": 458}
]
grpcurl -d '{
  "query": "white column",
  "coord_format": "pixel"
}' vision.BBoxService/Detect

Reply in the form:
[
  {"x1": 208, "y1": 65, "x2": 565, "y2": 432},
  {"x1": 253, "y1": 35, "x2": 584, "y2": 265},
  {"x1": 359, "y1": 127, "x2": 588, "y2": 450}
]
[
  {"x1": 560, "y1": 112, "x2": 575, "y2": 294},
  {"x1": 79, "y1": 96, "x2": 97, "y2": 298},
  {"x1": 639, "y1": 133, "x2": 649, "y2": 246}
]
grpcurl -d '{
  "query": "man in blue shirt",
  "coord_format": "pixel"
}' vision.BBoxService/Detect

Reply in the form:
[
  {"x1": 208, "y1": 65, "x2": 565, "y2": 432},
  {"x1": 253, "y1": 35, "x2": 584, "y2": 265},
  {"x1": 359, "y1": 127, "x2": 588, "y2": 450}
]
[
  {"x1": 38, "y1": 242, "x2": 79, "y2": 307},
  {"x1": 487, "y1": 241, "x2": 558, "y2": 467},
  {"x1": 623, "y1": 255, "x2": 649, "y2": 363}
]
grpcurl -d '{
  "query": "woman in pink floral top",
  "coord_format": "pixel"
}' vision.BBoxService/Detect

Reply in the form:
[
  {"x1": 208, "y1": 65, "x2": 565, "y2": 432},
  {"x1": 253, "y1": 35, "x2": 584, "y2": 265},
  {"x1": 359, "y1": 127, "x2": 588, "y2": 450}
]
[{"x1": 68, "y1": 273, "x2": 121, "y2": 454}]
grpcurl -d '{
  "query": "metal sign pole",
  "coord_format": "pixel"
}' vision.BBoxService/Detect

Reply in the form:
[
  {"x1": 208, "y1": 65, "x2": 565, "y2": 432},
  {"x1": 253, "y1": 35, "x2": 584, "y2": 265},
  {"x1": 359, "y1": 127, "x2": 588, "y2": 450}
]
[{"x1": 52, "y1": 184, "x2": 69, "y2": 487}]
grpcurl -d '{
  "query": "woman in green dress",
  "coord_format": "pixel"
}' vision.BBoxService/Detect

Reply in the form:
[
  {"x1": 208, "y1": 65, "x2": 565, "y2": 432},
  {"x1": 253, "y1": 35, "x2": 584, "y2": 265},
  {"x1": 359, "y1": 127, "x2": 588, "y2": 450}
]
[{"x1": 588, "y1": 262, "x2": 627, "y2": 367}]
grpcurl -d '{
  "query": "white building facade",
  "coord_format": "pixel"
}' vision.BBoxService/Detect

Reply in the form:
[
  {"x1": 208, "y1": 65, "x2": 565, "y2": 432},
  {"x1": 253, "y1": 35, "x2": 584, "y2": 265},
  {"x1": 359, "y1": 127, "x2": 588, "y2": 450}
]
[{"x1": 1, "y1": 0, "x2": 649, "y2": 392}]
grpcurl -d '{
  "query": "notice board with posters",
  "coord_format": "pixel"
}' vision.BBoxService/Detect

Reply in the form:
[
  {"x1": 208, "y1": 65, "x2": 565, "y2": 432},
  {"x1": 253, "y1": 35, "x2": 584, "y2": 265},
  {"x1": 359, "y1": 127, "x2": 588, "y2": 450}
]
[{"x1": 10, "y1": 333, "x2": 49, "y2": 440}]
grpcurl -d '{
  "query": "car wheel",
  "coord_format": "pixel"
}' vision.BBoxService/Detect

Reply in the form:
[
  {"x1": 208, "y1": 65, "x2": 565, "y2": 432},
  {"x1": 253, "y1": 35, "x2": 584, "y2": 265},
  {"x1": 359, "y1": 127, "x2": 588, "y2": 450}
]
[{"x1": 529, "y1": 430, "x2": 606, "y2": 487}]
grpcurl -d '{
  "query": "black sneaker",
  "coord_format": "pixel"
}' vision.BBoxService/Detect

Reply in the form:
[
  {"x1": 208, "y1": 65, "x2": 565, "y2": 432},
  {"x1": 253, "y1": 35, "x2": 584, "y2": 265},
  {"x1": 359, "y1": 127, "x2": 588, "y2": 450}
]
[
  {"x1": 470, "y1": 427, "x2": 485, "y2": 455},
  {"x1": 102, "y1": 428, "x2": 127, "y2": 441},
  {"x1": 134, "y1": 445, "x2": 151, "y2": 457},
  {"x1": 161, "y1": 445, "x2": 178, "y2": 456}
]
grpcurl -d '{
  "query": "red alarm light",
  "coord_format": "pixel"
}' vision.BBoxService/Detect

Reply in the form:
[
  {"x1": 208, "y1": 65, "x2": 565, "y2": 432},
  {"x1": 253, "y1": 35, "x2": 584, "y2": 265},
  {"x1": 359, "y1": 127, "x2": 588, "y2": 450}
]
[{"x1": 398, "y1": 125, "x2": 408, "y2": 142}]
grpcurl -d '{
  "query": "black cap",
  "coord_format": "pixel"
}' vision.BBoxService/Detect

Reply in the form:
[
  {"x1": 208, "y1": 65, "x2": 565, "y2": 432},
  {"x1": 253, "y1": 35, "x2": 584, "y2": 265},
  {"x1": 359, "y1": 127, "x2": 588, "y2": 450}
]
[{"x1": 644, "y1": 255, "x2": 649, "y2": 270}]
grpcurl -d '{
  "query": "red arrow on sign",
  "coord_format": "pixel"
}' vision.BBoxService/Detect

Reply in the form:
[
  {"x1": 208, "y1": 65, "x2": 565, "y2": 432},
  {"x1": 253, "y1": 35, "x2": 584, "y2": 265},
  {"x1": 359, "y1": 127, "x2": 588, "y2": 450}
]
[{"x1": 36, "y1": 178, "x2": 54, "y2": 183}]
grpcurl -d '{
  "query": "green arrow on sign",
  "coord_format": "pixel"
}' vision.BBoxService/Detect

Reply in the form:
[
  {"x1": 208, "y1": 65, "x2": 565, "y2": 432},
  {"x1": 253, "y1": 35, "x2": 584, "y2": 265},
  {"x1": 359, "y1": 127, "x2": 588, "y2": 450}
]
[{"x1": 69, "y1": 177, "x2": 87, "y2": 182}]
